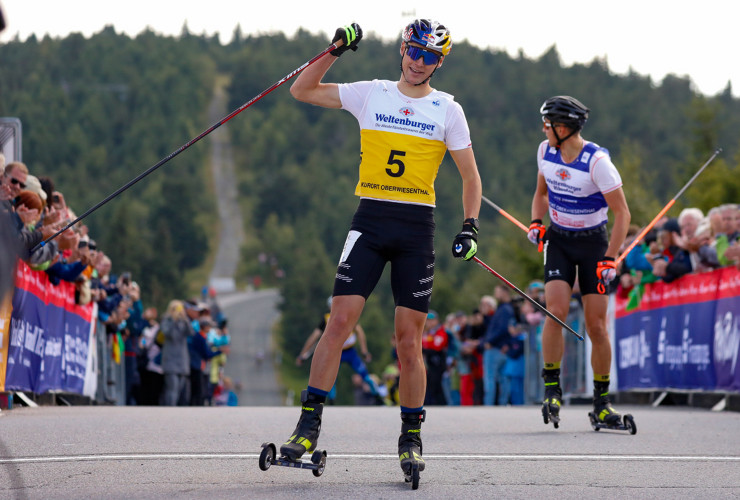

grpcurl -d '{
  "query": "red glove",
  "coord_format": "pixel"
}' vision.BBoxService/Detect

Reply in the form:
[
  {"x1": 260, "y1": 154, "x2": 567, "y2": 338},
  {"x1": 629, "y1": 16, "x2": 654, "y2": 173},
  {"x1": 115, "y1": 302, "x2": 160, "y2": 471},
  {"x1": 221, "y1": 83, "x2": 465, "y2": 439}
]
[
  {"x1": 596, "y1": 257, "x2": 617, "y2": 285},
  {"x1": 527, "y1": 220, "x2": 546, "y2": 252}
]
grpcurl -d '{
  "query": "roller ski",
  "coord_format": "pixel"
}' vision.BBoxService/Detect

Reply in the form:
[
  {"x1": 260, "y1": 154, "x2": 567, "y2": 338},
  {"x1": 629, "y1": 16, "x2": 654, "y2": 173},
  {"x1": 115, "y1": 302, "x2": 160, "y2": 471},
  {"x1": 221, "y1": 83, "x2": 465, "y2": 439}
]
[
  {"x1": 588, "y1": 390, "x2": 636, "y2": 435},
  {"x1": 398, "y1": 410, "x2": 426, "y2": 490},
  {"x1": 258, "y1": 391, "x2": 328, "y2": 477},
  {"x1": 541, "y1": 369, "x2": 562, "y2": 429}
]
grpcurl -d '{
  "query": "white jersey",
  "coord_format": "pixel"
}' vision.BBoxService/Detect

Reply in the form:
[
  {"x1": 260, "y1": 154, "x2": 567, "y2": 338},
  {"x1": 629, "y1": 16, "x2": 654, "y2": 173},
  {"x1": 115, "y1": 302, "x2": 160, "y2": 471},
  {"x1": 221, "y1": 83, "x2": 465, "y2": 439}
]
[
  {"x1": 536, "y1": 139, "x2": 622, "y2": 230},
  {"x1": 338, "y1": 79, "x2": 471, "y2": 207}
]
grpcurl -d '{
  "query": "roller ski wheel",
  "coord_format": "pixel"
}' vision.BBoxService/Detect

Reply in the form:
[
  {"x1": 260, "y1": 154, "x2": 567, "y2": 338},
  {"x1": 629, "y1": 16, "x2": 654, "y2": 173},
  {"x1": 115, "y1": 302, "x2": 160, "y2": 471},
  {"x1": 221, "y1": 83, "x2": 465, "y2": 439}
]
[
  {"x1": 259, "y1": 442, "x2": 276, "y2": 471},
  {"x1": 541, "y1": 399, "x2": 561, "y2": 429},
  {"x1": 404, "y1": 463, "x2": 420, "y2": 490},
  {"x1": 587, "y1": 411, "x2": 637, "y2": 435},
  {"x1": 258, "y1": 442, "x2": 328, "y2": 476},
  {"x1": 310, "y1": 450, "x2": 327, "y2": 477}
]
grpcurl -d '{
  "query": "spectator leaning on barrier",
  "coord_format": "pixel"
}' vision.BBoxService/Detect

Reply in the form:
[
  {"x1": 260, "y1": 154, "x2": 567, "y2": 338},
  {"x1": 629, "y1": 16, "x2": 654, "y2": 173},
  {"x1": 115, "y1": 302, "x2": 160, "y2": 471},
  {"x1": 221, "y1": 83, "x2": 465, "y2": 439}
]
[
  {"x1": 678, "y1": 207, "x2": 719, "y2": 273},
  {"x1": 1, "y1": 161, "x2": 28, "y2": 204},
  {"x1": 650, "y1": 217, "x2": 693, "y2": 283},
  {"x1": 2, "y1": 162, "x2": 70, "y2": 266},
  {"x1": 716, "y1": 204, "x2": 740, "y2": 266},
  {"x1": 0, "y1": 152, "x2": 17, "y2": 302}
]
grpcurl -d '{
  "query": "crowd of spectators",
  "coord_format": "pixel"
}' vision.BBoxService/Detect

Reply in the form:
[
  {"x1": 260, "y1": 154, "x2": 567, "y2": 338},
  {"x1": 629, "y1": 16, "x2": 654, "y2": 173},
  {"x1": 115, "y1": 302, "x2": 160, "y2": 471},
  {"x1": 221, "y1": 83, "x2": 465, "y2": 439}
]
[
  {"x1": 365, "y1": 281, "x2": 547, "y2": 407},
  {"x1": 617, "y1": 204, "x2": 740, "y2": 304},
  {"x1": 1, "y1": 156, "x2": 237, "y2": 406}
]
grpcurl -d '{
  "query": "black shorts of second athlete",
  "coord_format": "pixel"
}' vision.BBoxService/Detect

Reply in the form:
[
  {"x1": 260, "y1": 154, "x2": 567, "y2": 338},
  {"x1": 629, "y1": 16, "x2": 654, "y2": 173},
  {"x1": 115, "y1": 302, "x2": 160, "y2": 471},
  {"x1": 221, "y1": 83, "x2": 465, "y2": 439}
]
[
  {"x1": 542, "y1": 224, "x2": 608, "y2": 295},
  {"x1": 333, "y1": 198, "x2": 435, "y2": 313}
]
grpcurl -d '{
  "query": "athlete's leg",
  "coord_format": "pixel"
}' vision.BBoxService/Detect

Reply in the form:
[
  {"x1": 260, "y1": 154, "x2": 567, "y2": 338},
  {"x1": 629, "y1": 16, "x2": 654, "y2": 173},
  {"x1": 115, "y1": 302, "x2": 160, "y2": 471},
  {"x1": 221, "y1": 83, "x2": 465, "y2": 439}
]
[
  {"x1": 583, "y1": 293, "x2": 621, "y2": 424},
  {"x1": 395, "y1": 305, "x2": 427, "y2": 408},
  {"x1": 281, "y1": 296, "x2": 366, "y2": 460},
  {"x1": 307, "y1": 295, "x2": 366, "y2": 392},
  {"x1": 541, "y1": 280, "x2": 572, "y2": 365},
  {"x1": 394, "y1": 306, "x2": 428, "y2": 474},
  {"x1": 582, "y1": 293, "x2": 611, "y2": 375},
  {"x1": 540, "y1": 279, "x2": 572, "y2": 422}
]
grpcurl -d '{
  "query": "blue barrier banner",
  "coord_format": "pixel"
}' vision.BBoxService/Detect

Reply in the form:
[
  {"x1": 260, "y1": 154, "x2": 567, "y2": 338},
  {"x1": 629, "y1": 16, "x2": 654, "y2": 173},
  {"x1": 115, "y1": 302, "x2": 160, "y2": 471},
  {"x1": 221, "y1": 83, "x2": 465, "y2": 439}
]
[
  {"x1": 5, "y1": 261, "x2": 95, "y2": 394},
  {"x1": 713, "y1": 278, "x2": 740, "y2": 391},
  {"x1": 615, "y1": 267, "x2": 740, "y2": 392}
]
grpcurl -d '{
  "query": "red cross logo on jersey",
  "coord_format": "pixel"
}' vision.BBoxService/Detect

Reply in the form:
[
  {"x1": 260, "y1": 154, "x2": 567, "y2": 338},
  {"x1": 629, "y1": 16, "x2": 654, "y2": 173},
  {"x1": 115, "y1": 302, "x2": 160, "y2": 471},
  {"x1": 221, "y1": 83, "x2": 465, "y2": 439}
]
[
  {"x1": 399, "y1": 107, "x2": 415, "y2": 117},
  {"x1": 556, "y1": 168, "x2": 571, "y2": 181}
]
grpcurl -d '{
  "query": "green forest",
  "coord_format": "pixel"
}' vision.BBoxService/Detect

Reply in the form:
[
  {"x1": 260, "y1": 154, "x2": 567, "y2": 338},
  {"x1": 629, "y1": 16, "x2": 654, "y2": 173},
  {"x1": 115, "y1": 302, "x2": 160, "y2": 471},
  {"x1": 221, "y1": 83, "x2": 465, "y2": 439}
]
[{"x1": 2, "y1": 27, "x2": 739, "y2": 403}]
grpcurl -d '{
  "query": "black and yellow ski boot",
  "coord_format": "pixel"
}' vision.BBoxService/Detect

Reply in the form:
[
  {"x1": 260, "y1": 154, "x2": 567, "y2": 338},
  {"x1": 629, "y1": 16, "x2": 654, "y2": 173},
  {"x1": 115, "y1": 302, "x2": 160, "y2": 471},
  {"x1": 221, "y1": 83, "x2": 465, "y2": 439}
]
[
  {"x1": 280, "y1": 390, "x2": 324, "y2": 461},
  {"x1": 591, "y1": 381, "x2": 621, "y2": 427},
  {"x1": 399, "y1": 410, "x2": 426, "y2": 489},
  {"x1": 541, "y1": 368, "x2": 562, "y2": 429},
  {"x1": 587, "y1": 383, "x2": 637, "y2": 434}
]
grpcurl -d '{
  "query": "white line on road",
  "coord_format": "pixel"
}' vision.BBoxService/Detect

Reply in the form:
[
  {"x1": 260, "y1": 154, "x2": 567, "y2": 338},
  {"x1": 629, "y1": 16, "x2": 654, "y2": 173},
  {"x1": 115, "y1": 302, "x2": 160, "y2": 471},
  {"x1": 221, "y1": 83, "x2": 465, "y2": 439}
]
[{"x1": 2, "y1": 452, "x2": 739, "y2": 464}]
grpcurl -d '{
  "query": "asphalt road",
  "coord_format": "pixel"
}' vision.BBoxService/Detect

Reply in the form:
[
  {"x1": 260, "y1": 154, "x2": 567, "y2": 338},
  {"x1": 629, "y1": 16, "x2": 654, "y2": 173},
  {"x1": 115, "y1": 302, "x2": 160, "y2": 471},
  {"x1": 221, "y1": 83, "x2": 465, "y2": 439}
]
[
  {"x1": 0, "y1": 404, "x2": 738, "y2": 499},
  {"x1": 220, "y1": 289, "x2": 283, "y2": 406},
  {"x1": 207, "y1": 78, "x2": 245, "y2": 291}
]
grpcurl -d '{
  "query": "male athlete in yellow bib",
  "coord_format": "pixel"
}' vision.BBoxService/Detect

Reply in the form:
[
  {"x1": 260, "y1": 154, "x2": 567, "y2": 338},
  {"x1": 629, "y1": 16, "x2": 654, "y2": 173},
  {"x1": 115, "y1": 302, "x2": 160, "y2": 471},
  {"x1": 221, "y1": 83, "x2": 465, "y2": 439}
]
[{"x1": 280, "y1": 19, "x2": 482, "y2": 486}]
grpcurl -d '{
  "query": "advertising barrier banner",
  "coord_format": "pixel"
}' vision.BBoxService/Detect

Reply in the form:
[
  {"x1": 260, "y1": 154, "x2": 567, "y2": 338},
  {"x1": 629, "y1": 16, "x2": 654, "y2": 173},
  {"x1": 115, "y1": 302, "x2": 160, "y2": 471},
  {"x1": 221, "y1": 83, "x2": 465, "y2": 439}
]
[
  {"x1": 4, "y1": 261, "x2": 96, "y2": 394},
  {"x1": 615, "y1": 267, "x2": 740, "y2": 392}
]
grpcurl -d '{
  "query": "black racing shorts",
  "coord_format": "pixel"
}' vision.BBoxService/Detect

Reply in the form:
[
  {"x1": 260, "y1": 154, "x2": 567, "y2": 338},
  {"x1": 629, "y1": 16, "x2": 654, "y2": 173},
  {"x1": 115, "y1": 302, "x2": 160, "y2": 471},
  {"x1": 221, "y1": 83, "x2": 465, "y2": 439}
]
[
  {"x1": 542, "y1": 224, "x2": 608, "y2": 295},
  {"x1": 333, "y1": 199, "x2": 435, "y2": 313}
]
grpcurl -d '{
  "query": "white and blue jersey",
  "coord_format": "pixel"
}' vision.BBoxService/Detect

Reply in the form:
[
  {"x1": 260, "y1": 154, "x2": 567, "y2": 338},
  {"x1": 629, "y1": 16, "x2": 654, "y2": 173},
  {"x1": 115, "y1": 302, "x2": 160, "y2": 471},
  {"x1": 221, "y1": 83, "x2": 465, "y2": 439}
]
[{"x1": 536, "y1": 140, "x2": 622, "y2": 231}]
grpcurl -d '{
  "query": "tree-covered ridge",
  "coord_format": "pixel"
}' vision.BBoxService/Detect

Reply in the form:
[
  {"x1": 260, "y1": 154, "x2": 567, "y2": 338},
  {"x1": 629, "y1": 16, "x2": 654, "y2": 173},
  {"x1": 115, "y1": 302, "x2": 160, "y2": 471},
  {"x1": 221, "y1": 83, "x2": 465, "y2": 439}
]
[
  {"x1": 1, "y1": 27, "x2": 221, "y2": 304},
  {"x1": 2, "y1": 28, "x2": 738, "y2": 402}
]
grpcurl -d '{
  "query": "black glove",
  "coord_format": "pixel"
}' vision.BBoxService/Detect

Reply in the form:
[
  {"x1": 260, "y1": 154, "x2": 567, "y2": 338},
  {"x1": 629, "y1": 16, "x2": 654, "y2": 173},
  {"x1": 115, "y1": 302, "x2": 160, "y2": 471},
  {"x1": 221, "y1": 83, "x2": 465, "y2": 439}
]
[
  {"x1": 452, "y1": 218, "x2": 479, "y2": 261},
  {"x1": 330, "y1": 23, "x2": 363, "y2": 57}
]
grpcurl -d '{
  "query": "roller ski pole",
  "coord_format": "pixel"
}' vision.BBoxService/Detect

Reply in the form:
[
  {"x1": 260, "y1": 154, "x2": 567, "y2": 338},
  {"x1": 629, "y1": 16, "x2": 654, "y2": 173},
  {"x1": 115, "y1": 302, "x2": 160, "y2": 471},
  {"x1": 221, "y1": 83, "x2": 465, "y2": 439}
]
[
  {"x1": 541, "y1": 369, "x2": 562, "y2": 429},
  {"x1": 398, "y1": 410, "x2": 426, "y2": 490},
  {"x1": 588, "y1": 388, "x2": 637, "y2": 435},
  {"x1": 258, "y1": 390, "x2": 328, "y2": 477}
]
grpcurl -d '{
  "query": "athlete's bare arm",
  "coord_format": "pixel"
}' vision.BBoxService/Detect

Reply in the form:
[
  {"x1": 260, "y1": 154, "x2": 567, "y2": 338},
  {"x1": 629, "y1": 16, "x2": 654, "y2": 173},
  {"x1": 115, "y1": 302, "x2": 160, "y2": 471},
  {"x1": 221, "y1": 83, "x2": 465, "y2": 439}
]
[
  {"x1": 604, "y1": 187, "x2": 631, "y2": 258},
  {"x1": 449, "y1": 147, "x2": 482, "y2": 220},
  {"x1": 289, "y1": 54, "x2": 342, "y2": 109},
  {"x1": 531, "y1": 172, "x2": 549, "y2": 221}
]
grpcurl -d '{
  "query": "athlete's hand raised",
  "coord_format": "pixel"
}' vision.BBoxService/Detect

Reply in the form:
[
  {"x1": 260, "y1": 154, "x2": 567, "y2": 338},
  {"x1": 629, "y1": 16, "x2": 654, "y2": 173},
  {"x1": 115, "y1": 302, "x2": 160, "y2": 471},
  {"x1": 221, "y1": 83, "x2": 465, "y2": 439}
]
[{"x1": 331, "y1": 23, "x2": 363, "y2": 57}]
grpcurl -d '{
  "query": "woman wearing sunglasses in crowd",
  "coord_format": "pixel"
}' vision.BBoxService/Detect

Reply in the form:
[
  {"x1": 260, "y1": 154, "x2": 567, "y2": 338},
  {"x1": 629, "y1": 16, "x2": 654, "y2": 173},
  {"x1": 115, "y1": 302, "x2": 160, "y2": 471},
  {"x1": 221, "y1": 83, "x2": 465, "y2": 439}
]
[{"x1": 279, "y1": 19, "x2": 482, "y2": 485}]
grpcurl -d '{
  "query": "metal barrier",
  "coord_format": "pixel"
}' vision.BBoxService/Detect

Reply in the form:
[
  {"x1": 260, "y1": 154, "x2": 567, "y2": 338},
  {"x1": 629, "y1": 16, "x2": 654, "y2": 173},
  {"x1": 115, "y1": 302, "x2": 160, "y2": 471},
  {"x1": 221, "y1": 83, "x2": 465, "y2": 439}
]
[
  {"x1": 94, "y1": 321, "x2": 126, "y2": 406},
  {"x1": 523, "y1": 301, "x2": 587, "y2": 405}
]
